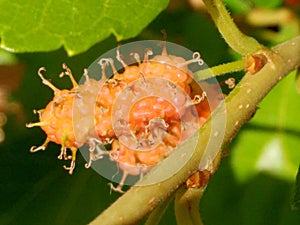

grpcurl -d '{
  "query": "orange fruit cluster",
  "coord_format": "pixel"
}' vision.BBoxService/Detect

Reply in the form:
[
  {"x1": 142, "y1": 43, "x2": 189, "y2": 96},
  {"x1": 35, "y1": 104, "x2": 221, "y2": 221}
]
[{"x1": 27, "y1": 45, "x2": 222, "y2": 192}]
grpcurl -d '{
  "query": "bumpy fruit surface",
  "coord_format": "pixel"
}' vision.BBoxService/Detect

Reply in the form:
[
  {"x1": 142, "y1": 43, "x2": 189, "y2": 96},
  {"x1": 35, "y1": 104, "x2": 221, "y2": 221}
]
[{"x1": 27, "y1": 45, "x2": 222, "y2": 191}]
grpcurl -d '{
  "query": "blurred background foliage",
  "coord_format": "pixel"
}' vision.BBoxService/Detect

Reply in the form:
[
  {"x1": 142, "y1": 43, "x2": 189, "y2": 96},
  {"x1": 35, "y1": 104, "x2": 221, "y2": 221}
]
[{"x1": 0, "y1": 0, "x2": 299, "y2": 224}]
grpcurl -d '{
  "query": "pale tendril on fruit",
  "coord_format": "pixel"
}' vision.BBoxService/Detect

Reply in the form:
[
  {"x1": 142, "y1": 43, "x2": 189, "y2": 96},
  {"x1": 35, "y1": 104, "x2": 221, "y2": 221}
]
[
  {"x1": 63, "y1": 160, "x2": 76, "y2": 175},
  {"x1": 85, "y1": 138, "x2": 106, "y2": 168},
  {"x1": 37, "y1": 67, "x2": 59, "y2": 94},
  {"x1": 225, "y1": 78, "x2": 236, "y2": 89},
  {"x1": 142, "y1": 118, "x2": 169, "y2": 148},
  {"x1": 193, "y1": 52, "x2": 204, "y2": 65},
  {"x1": 109, "y1": 170, "x2": 130, "y2": 193},
  {"x1": 57, "y1": 146, "x2": 69, "y2": 160},
  {"x1": 33, "y1": 109, "x2": 44, "y2": 120},
  {"x1": 187, "y1": 91, "x2": 207, "y2": 106},
  {"x1": 144, "y1": 48, "x2": 153, "y2": 62},
  {"x1": 100, "y1": 58, "x2": 118, "y2": 76},
  {"x1": 83, "y1": 68, "x2": 90, "y2": 83},
  {"x1": 29, "y1": 138, "x2": 50, "y2": 152},
  {"x1": 145, "y1": 118, "x2": 169, "y2": 131},
  {"x1": 179, "y1": 52, "x2": 204, "y2": 67},
  {"x1": 99, "y1": 58, "x2": 113, "y2": 78},
  {"x1": 116, "y1": 48, "x2": 128, "y2": 68},
  {"x1": 130, "y1": 52, "x2": 141, "y2": 64},
  {"x1": 25, "y1": 120, "x2": 48, "y2": 128},
  {"x1": 109, "y1": 149, "x2": 120, "y2": 161},
  {"x1": 60, "y1": 63, "x2": 78, "y2": 88}
]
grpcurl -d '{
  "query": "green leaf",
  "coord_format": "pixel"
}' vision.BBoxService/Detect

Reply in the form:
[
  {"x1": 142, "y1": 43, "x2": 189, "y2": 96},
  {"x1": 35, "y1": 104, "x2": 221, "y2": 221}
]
[
  {"x1": 252, "y1": 0, "x2": 283, "y2": 9},
  {"x1": 224, "y1": 0, "x2": 284, "y2": 13},
  {"x1": 231, "y1": 72, "x2": 300, "y2": 183},
  {"x1": 202, "y1": 160, "x2": 300, "y2": 225},
  {"x1": 0, "y1": 0, "x2": 169, "y2": 56},
  {"x1": 223, "y1": 0, "x2": 252, "y2": 13},
  {"x1": 292, "y1": 166, "x2": 300, "y2": 210}
]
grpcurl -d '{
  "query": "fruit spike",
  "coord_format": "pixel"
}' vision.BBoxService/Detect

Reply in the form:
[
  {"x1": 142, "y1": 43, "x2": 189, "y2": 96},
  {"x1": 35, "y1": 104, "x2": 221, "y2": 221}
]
[
  {"x1": 60, "y1": 63, "x2": 79, "y2": 88},
  {"x1": 37, "y1": 67, "x2": 60, "y2": 93},
  {"x1": 84, "y1": 138, "x2": 107, "y2": 169},
  {"x1": 27, "y1": 65, "x2": 81, "y2": 174},
  {"x1": 29, "y1": 138, "x2": 50, "y2": 152},
  {"x1": 98, "y1": 58, "x2": 118, "y2": 78},
  {"x1": 26, "y1": 42, "x2": 221, "y2": 193}
]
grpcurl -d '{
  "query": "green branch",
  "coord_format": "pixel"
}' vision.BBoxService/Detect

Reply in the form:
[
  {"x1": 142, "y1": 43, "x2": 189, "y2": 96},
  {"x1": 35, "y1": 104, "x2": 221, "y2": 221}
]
[
  {"x1": 88, "y1": 36, "x2": 300, "y2": 225},
  {"x1": 203, "y1": 0, "x2": 262, "y2": 55}
]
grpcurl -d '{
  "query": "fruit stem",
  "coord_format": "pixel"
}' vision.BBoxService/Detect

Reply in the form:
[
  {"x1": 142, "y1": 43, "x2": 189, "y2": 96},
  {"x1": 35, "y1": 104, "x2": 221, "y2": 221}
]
[
  {"x1": 144, "y1": 193, "x2": 173, "y2": 225},
  {"x1": 194, "y1": 59, "x2": 245, "y2": 81},
  {"x1": 203, "y1": 0, "x2": 262, "y2": 55},
  {"x1": 174, "y1": 186, "x2": 205, "y2": 225}
]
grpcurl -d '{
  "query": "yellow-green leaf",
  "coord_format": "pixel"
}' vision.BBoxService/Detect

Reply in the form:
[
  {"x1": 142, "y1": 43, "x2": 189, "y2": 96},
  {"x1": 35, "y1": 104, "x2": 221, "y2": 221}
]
[
  {"x1": 231, "y1": 71, "x2": 300, "y2": 182},
  {"x1": 0, "y1": 0, "x2": 169, "y2": 55}
]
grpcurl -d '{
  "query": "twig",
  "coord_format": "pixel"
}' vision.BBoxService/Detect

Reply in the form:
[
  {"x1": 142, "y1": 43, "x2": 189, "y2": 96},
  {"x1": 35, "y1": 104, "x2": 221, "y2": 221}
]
[
  {"x1": 203, "y1": 0, "x2": 262, "y2": 55},
  {"x1": 88, "y1": 36, "x2": 300, "y2": 225}
]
